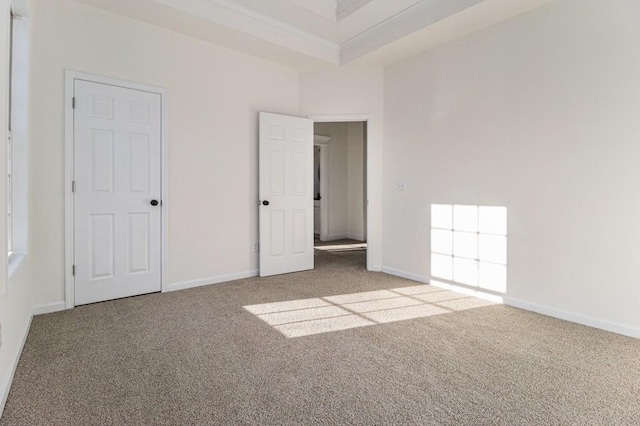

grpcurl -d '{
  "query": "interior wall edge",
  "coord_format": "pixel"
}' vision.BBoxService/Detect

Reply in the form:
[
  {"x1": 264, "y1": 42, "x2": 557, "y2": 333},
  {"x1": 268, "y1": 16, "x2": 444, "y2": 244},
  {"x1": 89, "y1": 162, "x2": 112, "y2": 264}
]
[{"x1": 0, "y1": 313, "x2": 32, "y2": 419}]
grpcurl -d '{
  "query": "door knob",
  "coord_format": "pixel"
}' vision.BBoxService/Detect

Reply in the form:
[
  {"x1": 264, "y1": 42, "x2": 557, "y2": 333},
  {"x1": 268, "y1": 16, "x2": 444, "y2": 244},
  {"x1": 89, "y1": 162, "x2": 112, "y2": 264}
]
[
  {"x1": 150, "y1": 200, "x2": 159, "y2": 206},
  {"x1": 262, "y1": 200, "x2": 270, "y2": 206}
]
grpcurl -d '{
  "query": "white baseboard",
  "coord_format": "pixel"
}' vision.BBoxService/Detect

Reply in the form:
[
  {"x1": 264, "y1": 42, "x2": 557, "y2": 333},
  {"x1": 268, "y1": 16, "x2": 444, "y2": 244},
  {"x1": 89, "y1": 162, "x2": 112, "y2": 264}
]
[
  {"x1": 0, "y1": 313, "x2": 32, "y2": 418},
  {"x1": 504, "y1": 297, "x2": 640, "y2": 339},
  {"x1": 368, "y1": 264, "x2": 382, "y2": 272},
  {"x1": 381, "y1": 267, "x2": 429, "y2": 284},
  {"x1": 167, "y1": 270, "x2": 259, "y2": 292},
  {"x1": 381, "y1": 266, "x2": 640, "y2": 339},
  {"x1": 381, "y1": 267, "x2": 502, "y2": 303},
  {"x1": 32, "y1": 302, "x2": 66, "y2": 316}
]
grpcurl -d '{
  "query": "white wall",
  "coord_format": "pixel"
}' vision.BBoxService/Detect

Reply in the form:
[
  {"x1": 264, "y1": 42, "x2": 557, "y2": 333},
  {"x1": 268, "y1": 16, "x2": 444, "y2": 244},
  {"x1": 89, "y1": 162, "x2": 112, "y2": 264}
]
[
  {"x1": 299, "y1": 65, "x2": 383, "y2": 268},
  {"x1": 0, "y1": 0, "x2": 33, "y2": 415},
  {"x1": 28, "y1": 0, "x2": 299, "y2": 305},
  {"x1": 383, "y1": 0, "x2": 640, "y2": 336}
]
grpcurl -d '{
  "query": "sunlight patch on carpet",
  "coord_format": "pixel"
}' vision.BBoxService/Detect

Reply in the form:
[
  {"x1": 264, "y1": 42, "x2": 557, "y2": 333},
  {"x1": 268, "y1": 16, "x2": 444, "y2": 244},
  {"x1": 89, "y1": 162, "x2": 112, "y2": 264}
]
[{"x1": 244, "y1": 285, "x2": 498, "y2": 338}]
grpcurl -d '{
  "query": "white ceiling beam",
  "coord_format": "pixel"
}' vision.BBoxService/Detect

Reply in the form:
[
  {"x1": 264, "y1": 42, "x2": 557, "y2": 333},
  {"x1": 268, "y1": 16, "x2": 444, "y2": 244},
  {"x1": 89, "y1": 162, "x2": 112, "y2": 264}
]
[
  {"x1": 291, "y1": 0, "x2": 338, "y2": 22},
  {"x1": 152, "y1": 0, "x2": 341, "y2": 64},
  {"x1": 336, "y1": 0, "x2": 374, "y2": 22},
  {"x1": 340, "y1": 0, "x2": 485, "y2": 64}
]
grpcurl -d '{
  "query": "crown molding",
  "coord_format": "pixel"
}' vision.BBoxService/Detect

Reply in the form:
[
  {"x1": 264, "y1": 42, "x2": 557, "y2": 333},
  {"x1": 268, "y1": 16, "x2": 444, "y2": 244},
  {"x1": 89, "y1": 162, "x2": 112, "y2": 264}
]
[
  {"x1": 291, "y1": 0, "x2": 338, "y2": 22},
  {"x1": 340, "y1": 0, "x2": 484, "y2": 64},
  {"x1": 88, "y1": 0, "x2": 506, "y2": 67},
  {"x1": 336, "y1": 0, "x2": 374, "y2": 22},
  {"x1": 144, "y1": 0, "x2": 489, "y2": 66},
  {"x1": 152, "y1": 0, "x2": 341, "y2": 64}
]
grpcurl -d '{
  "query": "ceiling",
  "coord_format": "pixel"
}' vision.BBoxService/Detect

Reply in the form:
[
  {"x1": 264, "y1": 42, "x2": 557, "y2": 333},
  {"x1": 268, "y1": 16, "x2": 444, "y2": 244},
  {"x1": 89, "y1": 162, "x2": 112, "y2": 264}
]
[{"x1": 76, "y1": 0, "x2": 556, "y2": 70}]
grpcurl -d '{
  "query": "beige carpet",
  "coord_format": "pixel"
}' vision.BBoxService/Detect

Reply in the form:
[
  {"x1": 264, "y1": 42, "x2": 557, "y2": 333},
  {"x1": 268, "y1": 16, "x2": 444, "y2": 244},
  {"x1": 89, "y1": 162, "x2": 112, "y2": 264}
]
[{"x1": 2, "y1": 249, "x2": 639, "y2": 425}]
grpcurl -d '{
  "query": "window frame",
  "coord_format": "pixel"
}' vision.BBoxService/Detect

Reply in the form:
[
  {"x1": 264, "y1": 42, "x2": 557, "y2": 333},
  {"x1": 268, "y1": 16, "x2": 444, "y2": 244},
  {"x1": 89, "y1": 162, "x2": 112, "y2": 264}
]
[
  {"x1": 6, "y1": 3, "x2": 29, "y2": 282},
  {"x1": 7, "y1": 8, "x2": 14, "y2": 258}
]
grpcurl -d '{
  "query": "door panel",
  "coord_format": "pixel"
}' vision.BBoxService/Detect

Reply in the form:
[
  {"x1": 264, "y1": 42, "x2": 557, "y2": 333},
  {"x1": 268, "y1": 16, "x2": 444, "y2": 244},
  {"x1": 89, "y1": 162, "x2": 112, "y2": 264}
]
[
  {"x1": 74, "y1": 80, "x2": 162, "y2": 305},
  {"x1": 259, "y1": 112, "x2": 314, "y2": 277},
  {"x1": 90, "y1": 213, "x2": 115, "y2": 279},
  {"x1": 128, "y1": 212, "x2": 151, "y2": 274}
]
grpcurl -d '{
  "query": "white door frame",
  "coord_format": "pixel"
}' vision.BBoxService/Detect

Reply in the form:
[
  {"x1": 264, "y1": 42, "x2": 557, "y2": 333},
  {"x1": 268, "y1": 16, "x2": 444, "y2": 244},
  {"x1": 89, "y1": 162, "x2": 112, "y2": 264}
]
[
  {"x1": 313, "y1": 136, "x2": 329, "y2": 241},
  {"x1": 64, "y1": 70, "x2": 168, "y2": 309},
  {"x1": 309, "y1": 114, "x2": 372, "y2": 270}
]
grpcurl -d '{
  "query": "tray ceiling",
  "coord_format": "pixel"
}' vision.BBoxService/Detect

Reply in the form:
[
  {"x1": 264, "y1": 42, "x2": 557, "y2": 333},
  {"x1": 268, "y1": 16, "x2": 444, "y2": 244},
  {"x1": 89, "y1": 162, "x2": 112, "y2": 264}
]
[{"x1": 75, "y1": 0, "x2": 556, "y2": 69}]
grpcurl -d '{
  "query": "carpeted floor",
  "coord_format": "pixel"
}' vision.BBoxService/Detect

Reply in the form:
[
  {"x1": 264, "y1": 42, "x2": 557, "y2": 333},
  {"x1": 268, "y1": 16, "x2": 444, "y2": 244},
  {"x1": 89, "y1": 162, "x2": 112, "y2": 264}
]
[{"x1": 2, "y1": 249, "x2": 639, "y2": 425}]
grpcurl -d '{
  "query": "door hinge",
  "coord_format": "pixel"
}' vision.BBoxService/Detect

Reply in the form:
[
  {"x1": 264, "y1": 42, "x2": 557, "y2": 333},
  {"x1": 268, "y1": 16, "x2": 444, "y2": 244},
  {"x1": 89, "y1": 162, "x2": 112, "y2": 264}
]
[
  {"x1": 72, "y1": 265, "x2": 76, "y2": 276},
  {"x1": 72, "y1": 181, "x2": 76, "y2": 192},
  {"x1": 72, "y1": 97, "x2": 76, "y2": 109}
]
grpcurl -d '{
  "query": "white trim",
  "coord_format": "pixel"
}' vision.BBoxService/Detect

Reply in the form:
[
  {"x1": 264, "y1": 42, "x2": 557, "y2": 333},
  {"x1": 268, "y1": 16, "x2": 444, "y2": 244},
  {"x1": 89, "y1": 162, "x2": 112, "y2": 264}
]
[
  {"x1": 340, "y1": 0, "x2": 483, "y2": 64},
  {"x1": 151, "y1": 0, "x2": 340, "y2": 64},
  {"x1": 337, "y1": 0, "x2": 374, "y2": 22},
  {"x1": 504, "y1": 297, "x2": 640, "y2": 339},
  {"x1": 0, "y1": 313, "x2": 31, "y2": 417},
  {"x1": 6, "y1": 10, "x2": 30, "y2": 293},
  {"x1": 64, "y1": 70, "x2": 168, "y2": 309},
  {"x1": 313, "y1": 141, "x2": 329, "y2": 241},
  {"x1": 167, "y1": 270, "x2": 259, "y2": 292},
  {"x1": 208, "y1": 0, "x2": 338, "y2": 49},
  {"x1": 63, "y1": 72, "x2": 73, "y2": 309},
  {"x1": 291, "y1": 0, "x2": 337, "y2": 22},
  {"x1": 309, "y1": 114, "x2": 371, "y2": 123},
  {"x1": 32, "y1": 302, "x2": 66, "y2": 316},
  {"x1": 381, "y1": 266, "x2": 428, "y2": 284},
  {"x1": 309, "y1": 114, "x2": 373, "y2": 270},
  {"x1": 428, "y1": 279, "x2": 505, "y2": 304}
]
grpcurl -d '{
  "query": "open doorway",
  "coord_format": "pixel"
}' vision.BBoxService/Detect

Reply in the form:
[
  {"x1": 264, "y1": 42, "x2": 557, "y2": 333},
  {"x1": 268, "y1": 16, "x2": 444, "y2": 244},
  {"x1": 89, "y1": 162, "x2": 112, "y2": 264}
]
[{"x1": 312, "y1": 121, "x2": 368, "y2": 267}]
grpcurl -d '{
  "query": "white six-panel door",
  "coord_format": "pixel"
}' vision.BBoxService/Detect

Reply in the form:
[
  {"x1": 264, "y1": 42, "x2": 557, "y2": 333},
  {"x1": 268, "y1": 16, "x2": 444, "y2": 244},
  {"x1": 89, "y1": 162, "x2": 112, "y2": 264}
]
[
  {"x1": 74, "y1": 80, "x2": 162, "y2": 305},
  {"x1": 259, "y1": 112, "x2": 314, "y2": 277}
]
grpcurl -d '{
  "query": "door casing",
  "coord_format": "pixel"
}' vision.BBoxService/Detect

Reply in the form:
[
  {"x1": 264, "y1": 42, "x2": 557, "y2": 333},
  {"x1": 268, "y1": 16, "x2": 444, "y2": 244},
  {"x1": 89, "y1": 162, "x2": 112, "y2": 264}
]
[
  {"x1": 64, "y1": 70, "x2": 168, "y2": 309},
  {"x1": 313, "y1": 137, "x2": 329, "y2": 241}
]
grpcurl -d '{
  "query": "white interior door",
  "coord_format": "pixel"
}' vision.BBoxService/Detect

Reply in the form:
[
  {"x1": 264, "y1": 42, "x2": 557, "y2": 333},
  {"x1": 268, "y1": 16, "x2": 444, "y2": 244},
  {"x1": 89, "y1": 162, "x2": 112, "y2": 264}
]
[
  {"x1": 73, "y1": 80, "x2": 162, "y2": 305},
  {"x1": 259, "y1": 112, "x2": 314, "y2": 277}
]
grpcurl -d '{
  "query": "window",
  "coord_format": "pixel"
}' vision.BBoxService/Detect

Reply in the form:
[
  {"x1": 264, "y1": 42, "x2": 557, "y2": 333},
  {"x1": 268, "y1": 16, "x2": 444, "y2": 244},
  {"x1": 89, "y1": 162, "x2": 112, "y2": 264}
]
[
  {"x1": 7, "y1": 10, "x2": 14, "y2": 256},
  {"x1": 6, "y1": 5, "x2": 28, "y2": 279},
  {"x1": 431, "y1": 204, "x2": 508, "y2": 293}
]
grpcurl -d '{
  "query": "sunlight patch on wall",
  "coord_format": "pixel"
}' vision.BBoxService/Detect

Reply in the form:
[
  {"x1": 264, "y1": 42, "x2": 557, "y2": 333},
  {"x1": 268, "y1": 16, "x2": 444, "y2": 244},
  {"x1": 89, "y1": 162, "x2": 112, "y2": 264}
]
[
  {"x1": 431, "y1": 205, "x2": 507, "y2": 293},
  {"x1": 244, "y1": 285, "x2": 496, "y2": 338}
]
